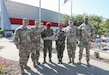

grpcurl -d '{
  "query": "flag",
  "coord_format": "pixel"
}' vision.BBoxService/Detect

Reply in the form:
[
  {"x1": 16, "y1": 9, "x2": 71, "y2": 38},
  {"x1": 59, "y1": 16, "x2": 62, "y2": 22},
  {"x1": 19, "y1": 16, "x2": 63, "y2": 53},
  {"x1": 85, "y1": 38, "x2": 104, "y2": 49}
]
[{"x1": 64, "y1": 0, "x2": 69, "y2": 4}]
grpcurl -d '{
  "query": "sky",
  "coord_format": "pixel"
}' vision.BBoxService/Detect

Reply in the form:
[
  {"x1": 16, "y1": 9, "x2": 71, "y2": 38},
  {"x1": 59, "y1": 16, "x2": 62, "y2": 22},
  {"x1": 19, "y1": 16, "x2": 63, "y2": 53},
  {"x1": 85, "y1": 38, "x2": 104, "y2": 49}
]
[{"x1": 8, "y1": 0, "x2": 109, "y2": 19}]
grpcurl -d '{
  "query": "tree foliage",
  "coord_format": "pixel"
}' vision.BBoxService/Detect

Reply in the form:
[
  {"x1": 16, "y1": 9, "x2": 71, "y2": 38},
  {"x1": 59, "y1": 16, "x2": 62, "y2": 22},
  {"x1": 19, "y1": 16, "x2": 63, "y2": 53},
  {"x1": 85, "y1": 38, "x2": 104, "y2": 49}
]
[{"x1": 62, "y1": 14, "x2": 109, "y2": 35}]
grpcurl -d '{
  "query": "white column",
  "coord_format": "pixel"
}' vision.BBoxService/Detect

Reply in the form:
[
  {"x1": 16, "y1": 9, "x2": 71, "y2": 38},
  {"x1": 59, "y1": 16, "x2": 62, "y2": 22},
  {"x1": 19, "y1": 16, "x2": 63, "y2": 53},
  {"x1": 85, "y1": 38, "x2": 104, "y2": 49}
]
[
  {"x1": 39, "y1": 0, "x2": 41, "y2": 23},
  {"x1": 71, "y1": 0, "x2": 72, "y2": 17},
  {"x1": 58, "y1": 0, "x2": 61, "y2": 26}
]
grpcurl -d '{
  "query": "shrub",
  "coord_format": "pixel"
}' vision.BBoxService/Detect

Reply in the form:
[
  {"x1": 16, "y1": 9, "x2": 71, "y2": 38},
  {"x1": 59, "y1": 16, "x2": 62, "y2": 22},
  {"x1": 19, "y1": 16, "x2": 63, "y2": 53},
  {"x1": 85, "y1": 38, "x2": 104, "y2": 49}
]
[
  {"x1": 94, "y1": 52, "x2": 100, "y2": 58},
  {"x1": 0, "y1": 30, "x2": 4, "y2": 35}
]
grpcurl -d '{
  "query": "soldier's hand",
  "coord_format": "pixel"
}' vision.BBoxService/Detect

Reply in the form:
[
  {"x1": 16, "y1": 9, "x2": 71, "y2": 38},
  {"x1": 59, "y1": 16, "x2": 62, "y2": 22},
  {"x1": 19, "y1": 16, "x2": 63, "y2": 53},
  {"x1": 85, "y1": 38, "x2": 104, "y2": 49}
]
[
  {"x1": 37, "y1": 32, "x2": 41, "y2": 35},
  {"x1": 16, "y1": 45, "x2": 21, "y2": 49}
]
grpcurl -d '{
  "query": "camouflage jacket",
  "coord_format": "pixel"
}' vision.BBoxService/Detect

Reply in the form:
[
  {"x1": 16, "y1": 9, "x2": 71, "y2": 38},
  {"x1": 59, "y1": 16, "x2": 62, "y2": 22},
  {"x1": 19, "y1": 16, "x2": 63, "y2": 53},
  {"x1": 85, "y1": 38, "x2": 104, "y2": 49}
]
[
  {"x1": 65, "y1": 26, "x2": 78, "y2": 43},
  {"x1": 56, "y1": 30, "x2": 66, "y2": 44},
  {"x1": 41, "y1": 29, "x2": 53, "y2": 39},
  {"x1": 30, "y1": 26, "x2": 44, "y2": 42},
  {"x1": 13, "y1": 26, "x2": 32, "y2": 46},
  {"x1": 78, "y1": 23, "x2": 95, "y2": 42}
]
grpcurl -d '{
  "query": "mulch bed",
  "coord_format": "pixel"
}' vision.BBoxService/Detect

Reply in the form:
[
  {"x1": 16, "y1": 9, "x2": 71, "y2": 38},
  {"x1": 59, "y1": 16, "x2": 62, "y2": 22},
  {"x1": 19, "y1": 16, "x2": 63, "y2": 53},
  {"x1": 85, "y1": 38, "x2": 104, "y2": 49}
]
[{"x1": 0, "y1": 56, "x2": 21, "y2": 75}]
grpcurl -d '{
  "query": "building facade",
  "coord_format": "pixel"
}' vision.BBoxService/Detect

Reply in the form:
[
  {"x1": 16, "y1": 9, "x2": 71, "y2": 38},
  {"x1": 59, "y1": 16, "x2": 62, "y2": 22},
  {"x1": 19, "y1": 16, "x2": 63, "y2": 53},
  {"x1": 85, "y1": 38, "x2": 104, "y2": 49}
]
[{"x1": 0, "y1": 0, "x2": 63, "y2": 31}]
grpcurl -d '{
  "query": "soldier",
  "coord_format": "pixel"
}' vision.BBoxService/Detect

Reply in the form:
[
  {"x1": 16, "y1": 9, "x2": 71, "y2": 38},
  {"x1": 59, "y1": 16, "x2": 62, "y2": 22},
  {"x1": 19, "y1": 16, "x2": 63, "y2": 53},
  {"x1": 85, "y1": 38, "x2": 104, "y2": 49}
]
[
  {"x1": 56, "y1": 25, "x2": 66, "y2": 64},
  {"x1": 30, "y1": 20, "x2": 44, "y2": 67},
  {"x1": 13, "y1": 18, "x2": 31, "y2": 74},
  {"x1": 78, "y1": 16, "x2": 95, "y2": 66},
  {"x1": 64, "y1": 20, "x2": 78, "y2": 64},
  {"x1": 41, "y1": 22, "x2": 53, "y2": 64}
]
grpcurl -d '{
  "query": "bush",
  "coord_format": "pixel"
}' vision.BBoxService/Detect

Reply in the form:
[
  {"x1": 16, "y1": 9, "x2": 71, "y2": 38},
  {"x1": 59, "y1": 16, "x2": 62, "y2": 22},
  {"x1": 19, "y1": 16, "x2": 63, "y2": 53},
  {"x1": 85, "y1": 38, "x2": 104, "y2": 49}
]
[
  {"x1": 94, "y1": 52, "x2": 100, "y2": 58},
  {"x1": 0, "y1": 30, "x2": 4, "y2": 36},
  {"x1": 0, "y1": 30, "x2": 4, "y2": 34}
]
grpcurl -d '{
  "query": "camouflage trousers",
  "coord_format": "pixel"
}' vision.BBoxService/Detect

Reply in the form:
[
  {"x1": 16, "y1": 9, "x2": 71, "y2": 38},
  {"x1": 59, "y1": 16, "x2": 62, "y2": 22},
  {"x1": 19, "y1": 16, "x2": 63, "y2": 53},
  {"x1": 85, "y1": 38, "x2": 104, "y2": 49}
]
[
  {"x1": 67, "y1": 42, "x2": 76, "y2": 59},
  {"x1": 19, "y1": 43, "x2": 31, "y2": 67},
  {"x1": 56, "y1": 42, "x2": 65, "y2": 60},
  {"x1": 43, "y1": 45, "x2": 52, "y2": 59},
  {"x1": 78, "y1": 41, "x2": 91, "y2": 62},
  {"x1": 31, "y1": 42, "x2": 40, "y2": 63}
]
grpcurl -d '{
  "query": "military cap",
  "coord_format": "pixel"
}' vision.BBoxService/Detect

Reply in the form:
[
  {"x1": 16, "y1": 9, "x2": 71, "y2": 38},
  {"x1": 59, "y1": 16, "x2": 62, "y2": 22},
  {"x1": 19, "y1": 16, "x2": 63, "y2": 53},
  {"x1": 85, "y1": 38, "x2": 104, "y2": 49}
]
[
  {"x1": 84, "y1": 15, "x2": 89, "y2": 19},
  {"x1": 23, "y1": 18, "x2": 28, "y2": 22},
  {"x1": 69, "y1": 19, "x2": 73, "y2": 22}
]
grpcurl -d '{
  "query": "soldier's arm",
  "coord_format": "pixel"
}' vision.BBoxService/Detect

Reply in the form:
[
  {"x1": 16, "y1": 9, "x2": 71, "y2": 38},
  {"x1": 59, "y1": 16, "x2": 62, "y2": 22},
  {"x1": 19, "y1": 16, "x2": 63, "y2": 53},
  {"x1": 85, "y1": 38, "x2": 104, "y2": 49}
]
[
  {"x1": 77, "y1": 25, "x2": 82, "y2": 41},
  {"x1": 30, "y1": 28, "x2": 34, "y2": 42},
  {"x1": 13, "y1": 29, "x2": 20, "y2": 47},
  {"x1": 41, "y1": 29, "x2": 46, "y2": 39},
  {"x1": 91, "y1": 25, "x2": 95, "y2": 39},
  {"x1": 64, "y1": 27, "x2": 69, "y2": 37}
]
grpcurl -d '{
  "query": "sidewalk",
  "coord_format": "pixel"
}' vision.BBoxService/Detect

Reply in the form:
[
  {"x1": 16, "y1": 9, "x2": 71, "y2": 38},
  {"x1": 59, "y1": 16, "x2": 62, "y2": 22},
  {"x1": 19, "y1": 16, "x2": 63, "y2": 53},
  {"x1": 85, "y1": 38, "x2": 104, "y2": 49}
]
[{"x1": 0, "y1": 37, "x2": 109, "y2": 75}]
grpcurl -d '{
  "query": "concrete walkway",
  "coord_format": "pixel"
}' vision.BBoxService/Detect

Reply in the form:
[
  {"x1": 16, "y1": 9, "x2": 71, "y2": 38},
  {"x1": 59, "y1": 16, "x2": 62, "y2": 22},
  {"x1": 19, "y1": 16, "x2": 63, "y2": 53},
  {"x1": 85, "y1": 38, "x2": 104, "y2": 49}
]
[{"x1": 0, "y1": 37, "x2": 109, "y2": 75}]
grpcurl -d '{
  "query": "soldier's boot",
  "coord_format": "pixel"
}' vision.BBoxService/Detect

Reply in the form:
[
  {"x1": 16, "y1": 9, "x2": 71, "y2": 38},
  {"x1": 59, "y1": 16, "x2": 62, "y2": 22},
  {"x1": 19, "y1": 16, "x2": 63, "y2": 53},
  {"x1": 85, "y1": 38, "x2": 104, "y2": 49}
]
[
  {"x1": 72, "y1": 59, "x2": 75, "y2": 64},
  {"x1": 60, "y1": 58, "x2": 63, "y2": 64},
  {"x1": 23, "y1": 64, "x2": 31, "y2": 70},
  {"x1": 58, "y1": 58, "x2": 61, "y2": 64},
  {"x1": 21, "y1": 65, "x2": 25, "y2": 74},
  {"x1": 87, "y1": 61, "x2": 90, "y2": 66},
  {"x1": 33, "y1": 61, "x2": 36, "y2": 67},
  {"x1": 68, "y1": 58, "x2": 71, "y2": 64},
  {"x1": 36, "y1": 61, "x2": 40, "y2": 65},
  {"x1": 77, "y1": 59, "x2": 81, "y2": 65},
  {"x1": 43, "y1": 57, "x2": 46, "y2": 64},
  {"x1": 49, "y1": 58, "x2": 53, "y2": 63}
]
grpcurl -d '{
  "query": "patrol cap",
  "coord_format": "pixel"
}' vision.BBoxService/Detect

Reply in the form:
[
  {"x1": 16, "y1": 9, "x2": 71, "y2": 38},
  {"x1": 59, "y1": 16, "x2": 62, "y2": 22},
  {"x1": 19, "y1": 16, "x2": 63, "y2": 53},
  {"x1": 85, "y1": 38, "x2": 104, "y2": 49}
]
[
  {"x1": 23, "y1": 18, "x2": 28, "y2": 23},
  {"x1": 84, "y1": 15, "x2": 89, "y2": 19},
  {"x1": 68, "y1": 19, "x2": 73, "y2": 23}
]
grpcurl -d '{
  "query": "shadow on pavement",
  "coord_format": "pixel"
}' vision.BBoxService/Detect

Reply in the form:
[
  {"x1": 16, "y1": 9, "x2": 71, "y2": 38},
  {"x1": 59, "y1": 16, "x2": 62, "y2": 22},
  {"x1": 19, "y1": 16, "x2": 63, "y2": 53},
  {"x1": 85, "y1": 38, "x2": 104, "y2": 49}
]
[
  {"x1": 25, "y1": 69, "x2": 40, "y2": 75},
  {"x1": 32, "y1": 62, "x2": 109, "y2": 75}
]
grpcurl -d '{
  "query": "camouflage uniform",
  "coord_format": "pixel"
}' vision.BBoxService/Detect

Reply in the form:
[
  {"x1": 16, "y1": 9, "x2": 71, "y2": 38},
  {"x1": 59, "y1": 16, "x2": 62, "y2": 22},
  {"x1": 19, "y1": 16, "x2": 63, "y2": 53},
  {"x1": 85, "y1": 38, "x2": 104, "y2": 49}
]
[
  {"x1": 13, "y1": 26, "x2": 32, "y2": 72},
  {"x1": 78, "y1": 23, "x2": 95, "y2": 63},
  {"x1": 41, "y1": 28, "x2": 53, "y2": 63},
  {"x1": 65, "y1": 26, "x2": 78, "y2": 63},
  {"x1": 30, "y1": 26, "x2": 44, "y2": 66},
  {"x1": 56, "y1": 30, "x2": 66, "y2": 64}
]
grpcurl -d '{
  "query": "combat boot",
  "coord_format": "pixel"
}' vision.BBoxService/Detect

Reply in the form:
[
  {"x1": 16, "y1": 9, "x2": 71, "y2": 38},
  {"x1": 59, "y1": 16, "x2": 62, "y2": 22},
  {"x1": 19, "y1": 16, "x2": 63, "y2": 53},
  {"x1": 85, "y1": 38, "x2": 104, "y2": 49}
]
[
  {"x1": 36, "y1": 61, "x2": 40, "y2": 65},
  {"x1": 23, "y1": 64, "x2": 31, "y2": 70},
  {"x1": 49, "y1": 58, "x2": 52, "y2": 63},
  {"x1": 87, "y1": 61, "x2": 90, "y2": 66},
  {"x1": 68, "y1": 58, "x2": 71, "y2": 64},
  {"x1": 77, "y1": 59, "x2": 81, "y2": 65},
  {"x1": 33, "y1": 61, "x2": 36, "y2": 67},
  {"x1": 60, "y1": 58, "x2": 63, "y2": 64},
  {"x1": 72, "y1": 59, "x2": 75, "y2": 64},
  {"x1": 21, "y1": 65, "x2": 25, "y2": 74},
  {"x1": 58, "y1": 58, "x2": 61, "y2": 64},
  {"x1": 43, "y1": 57, "x2": 46, "y2": 64}
]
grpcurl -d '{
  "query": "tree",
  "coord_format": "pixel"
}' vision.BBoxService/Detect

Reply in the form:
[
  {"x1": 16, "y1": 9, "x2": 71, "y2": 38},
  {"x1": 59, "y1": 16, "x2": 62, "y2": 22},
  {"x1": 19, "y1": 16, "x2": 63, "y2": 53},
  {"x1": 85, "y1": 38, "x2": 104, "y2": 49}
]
[
  {"x1": 100, "y1": 19, "x2": 109, "y2": 36},
  {"x1": 62, "y1": 14, "x2": 108, "y2": 36},
  {"x1": 89, "y1": 15, "x2": 103, "y2": 35},
  {"x1": 73, "y1": 14, "x2": 84, "y2": 26},
  {"x1": 62, "y1": 14, "x2": 70, "y2": 26}
]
